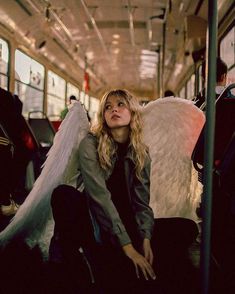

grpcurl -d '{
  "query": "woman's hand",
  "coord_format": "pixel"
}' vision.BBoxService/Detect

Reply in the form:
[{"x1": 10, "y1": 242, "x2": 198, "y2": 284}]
[
  {"x1": 142, "y1": 238, "x2": 154, "y2": 265},
  {"x1": 122, "y1": 243, "x2": 156, "y2": 280}
]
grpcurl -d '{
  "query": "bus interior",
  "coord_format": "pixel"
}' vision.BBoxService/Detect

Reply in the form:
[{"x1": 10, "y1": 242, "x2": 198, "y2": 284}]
[{"x1": 0, "y1": 1, "x2": 234, "y2": 293}]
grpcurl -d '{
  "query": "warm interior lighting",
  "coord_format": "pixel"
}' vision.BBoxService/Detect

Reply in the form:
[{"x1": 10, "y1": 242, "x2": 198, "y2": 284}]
[{"x1": 112, "y1": 34, "x2": 120, "y2": 39}]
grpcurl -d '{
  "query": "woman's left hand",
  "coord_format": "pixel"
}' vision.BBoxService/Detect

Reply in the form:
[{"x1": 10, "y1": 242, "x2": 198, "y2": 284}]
[{"x1": 142, "y1": 238, "x2": 154, "y2": 266}]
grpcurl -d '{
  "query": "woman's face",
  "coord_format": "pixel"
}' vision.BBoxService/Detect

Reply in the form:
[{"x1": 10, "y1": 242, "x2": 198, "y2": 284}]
[{"x1": 104, "y1": 95, "x2": 131, "y2": 129}]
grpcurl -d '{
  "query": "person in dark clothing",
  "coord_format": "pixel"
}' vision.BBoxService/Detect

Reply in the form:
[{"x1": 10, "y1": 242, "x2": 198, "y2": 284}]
[
  {"x1": 50, "y1": 89, "x2": 159, "y2": 293},
  {"x1": 0, "y1": 88, "x2": 24, "y2": 216},
  {"x1": 194, "y1": 57, "x2": 228, "y2": 109},
  {"x1": 0, "y1": 89, "x2": 30, "y2": 216},
  {"x1": 164, "y1": 90, "x2": 175, "y2": 97},
  {"x1": 0, "y1": 123, "x2": 16, "y2": 216}
]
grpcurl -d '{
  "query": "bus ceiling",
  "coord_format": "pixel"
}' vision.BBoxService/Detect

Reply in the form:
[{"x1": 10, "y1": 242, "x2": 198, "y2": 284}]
[{"x1": 0, "y1": 0, "x2": 232, "y2": 99}]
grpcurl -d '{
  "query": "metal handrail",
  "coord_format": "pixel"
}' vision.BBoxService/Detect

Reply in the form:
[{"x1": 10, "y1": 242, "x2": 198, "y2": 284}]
[{"x1": 201, "y1": 1, "x2": 217, "y2": 293}]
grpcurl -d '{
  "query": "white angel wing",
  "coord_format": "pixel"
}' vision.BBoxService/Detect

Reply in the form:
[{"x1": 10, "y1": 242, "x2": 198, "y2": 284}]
[
  {"x1": 0, "y1": 102, "x2": 89, "y2": 250},
  {"x1": 142, "y1": 97, "x2": 205, "y2": 221}
]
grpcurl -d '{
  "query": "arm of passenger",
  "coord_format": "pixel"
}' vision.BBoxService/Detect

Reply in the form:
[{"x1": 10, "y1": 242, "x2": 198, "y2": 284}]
[
  {"x1": 78, "y1": 135, "x2": 131, "y2": 247},
  {"x1": 133, "y1": 157, "x2": 154, "y2": 240}
]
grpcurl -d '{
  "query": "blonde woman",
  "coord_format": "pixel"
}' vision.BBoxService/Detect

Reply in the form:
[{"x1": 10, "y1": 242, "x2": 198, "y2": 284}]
[{"x1": 51, "y1": 89, "x2": 157, "y2": 293}]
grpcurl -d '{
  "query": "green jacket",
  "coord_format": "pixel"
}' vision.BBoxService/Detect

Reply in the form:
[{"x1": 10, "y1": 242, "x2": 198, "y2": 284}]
[
  {"x1": 60, "y1": 107, "x2": 69, "y2": 120},
  {"x1": 78, "y1": 133, "x2": 154, "y2": 247}
]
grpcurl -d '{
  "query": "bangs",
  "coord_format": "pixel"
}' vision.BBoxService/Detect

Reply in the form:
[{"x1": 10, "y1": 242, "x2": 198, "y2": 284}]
[{"x1": 107, "y1": 89, "x2": 128, "y2": 98}]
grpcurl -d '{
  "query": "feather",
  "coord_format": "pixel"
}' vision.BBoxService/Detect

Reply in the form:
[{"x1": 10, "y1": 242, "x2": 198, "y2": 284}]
[
  {"x1": 142, "y1": 97, "x2": 205, "y2": 221},
  {"x1": 0, "y1": 102, "x2": 89, "y2": 252}
]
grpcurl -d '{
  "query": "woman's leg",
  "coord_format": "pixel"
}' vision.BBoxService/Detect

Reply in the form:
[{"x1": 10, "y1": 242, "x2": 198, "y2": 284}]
[
  {"x1": 151, "y1": 218, "x2": 199, "y2": 294},
  {"x1": 95, "y1": 242, "x2": 163, "y2": 294},
  {"x1": 50, "y1": 184, "x2": 97, "y2": 257},
  {"x1": 49, "y1": 185, "x2": 98, "y2": 292}
]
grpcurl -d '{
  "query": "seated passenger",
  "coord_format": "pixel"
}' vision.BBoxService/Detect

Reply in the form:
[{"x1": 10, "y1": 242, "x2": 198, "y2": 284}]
[
  {"x1": 60, "y1": 95, "x2": 77, "y2": 120},
  {"x1": 194, "y1": 57, "x2": 228, "y2": 108},
  {"x1": 0, "y1": 89, "x2": 34, "y2": 216},
  {"x1": 164, "y1": 90, "x2": 175, "y2": 97},
  {"x1": 0, "y1": 124, "x2": 18, "y2": 216},
  {"x1": 0, "y1": 89, "x2": 203, "y2": 293},
  {"x1": 51, "y1": 89, "x2": 157, "y2": 293}
]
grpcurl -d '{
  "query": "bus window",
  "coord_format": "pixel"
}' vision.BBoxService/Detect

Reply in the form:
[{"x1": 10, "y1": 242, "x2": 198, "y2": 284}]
[
  {"x1": 179, "y1": 86, "x2": 186, "y2": 99},
  {"x1": 47, "y1": 70, "x2": 66, "y2": 117},
  {"x1": 15, "y1": 50, "x2": 44, "y2": 116},
  {"x1": 80, "y1": 90, "x2": 85, "y2": 104},
  {"x1": 198, "y1": 64, "x2": 203, "y2": 93},
  {"x1": 89, "y1": 96, "x2": 99, "y2": 124},
  {"x1": 84, "y1": 94, "x2": 90, "y2": 111},
  {"x1": 67, "y1": 82, "x2": 79, "y2": 103},
  {"x1": 220, "y1": 25, "x2": 235, "y2": 84},
  {"x1": 187, "y1": 74, "x2": 195, "y2": 100},
  {"x1": 0, "y1": 37, "x2": 9, "y2": 90}
]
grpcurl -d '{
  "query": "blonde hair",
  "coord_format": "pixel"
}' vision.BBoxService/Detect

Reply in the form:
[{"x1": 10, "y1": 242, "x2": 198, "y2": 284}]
[{"x1": 91, "y1": 89, "x2": 148, "y2": 179}]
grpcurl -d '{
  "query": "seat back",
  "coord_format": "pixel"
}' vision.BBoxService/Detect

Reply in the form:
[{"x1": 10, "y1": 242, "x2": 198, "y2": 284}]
[
  {"x1": 215, "y1": 133, "x2": 235, "y2": 193},
  {"x1": 19, "y1": 116, "x2": 39, "y2": 153},
  {"x1": 50, "y1": 120, "x2": 62, "y2": 132},
  {"x1": 192, "y1": 83, "x2": 235, "y2": 170},
  {"x1": 28, "y1": 111, "x2": 56, "y2": 147}
]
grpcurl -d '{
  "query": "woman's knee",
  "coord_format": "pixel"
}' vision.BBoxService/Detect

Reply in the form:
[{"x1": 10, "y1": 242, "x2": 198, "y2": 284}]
[{"x1": 51, "y1": 184, "x2": 81, "y2": 209}]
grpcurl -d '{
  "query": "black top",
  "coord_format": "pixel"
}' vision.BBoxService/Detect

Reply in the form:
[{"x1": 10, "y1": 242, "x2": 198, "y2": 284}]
[{"x1": 106, "y1": 142, "x2": 139, "y2": 245}]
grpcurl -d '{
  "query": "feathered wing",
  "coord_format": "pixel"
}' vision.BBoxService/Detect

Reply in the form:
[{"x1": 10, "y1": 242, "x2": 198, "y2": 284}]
[
  {"x1": 142, "y1": 97, "x2": 205, "y2": 222},
  {"x1": 0, "y1": 102, "x2": 89, "y2": 250}
]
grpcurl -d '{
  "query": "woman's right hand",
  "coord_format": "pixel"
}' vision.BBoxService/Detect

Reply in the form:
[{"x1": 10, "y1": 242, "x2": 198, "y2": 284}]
[{"x1": 122, "y1": 243, "x2": 156, "y2": 280}]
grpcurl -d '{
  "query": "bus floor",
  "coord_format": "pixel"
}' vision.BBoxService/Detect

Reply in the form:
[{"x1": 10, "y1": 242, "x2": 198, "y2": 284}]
[{"x1": 0, "y1": 219, "x2": 201, "y2": 294}]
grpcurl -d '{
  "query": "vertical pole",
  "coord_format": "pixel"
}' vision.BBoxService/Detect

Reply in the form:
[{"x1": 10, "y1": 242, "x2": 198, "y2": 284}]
[
  {"x1": 8, "y1": 43, "x2": 15, "y2": 93},
  {"x1": 160, "y1": 23, "x2": 166, "y2": 97},
  {"x1": 43, "y1": 69, "x2": 48, "y2": 115},
  {"x1": 201, "y1": 0, "x2": 217, "y2": 293},
  {"x1": 156, "y1": 49, "x2": 161, "y2": 98}
]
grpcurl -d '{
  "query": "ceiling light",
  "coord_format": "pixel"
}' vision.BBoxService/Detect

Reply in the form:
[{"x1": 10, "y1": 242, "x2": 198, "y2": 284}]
[
  {"x1": 139, "y1": 63, "x2": 156, "y2": 69},
  {"x1": 174, "y1": 63, "x2": 183, "y2": 76},
  {"x1": 141, "y1": 49, "x2": 158, "y2": 57},
  {"x1": 140, "y1": 55, "x2": 158, "y2": 62},
  {"x1": 179, "y1": 2, "x2": 184, "y2": 12},
  {"x1": 113, "y1": 48, "x2": 120, "y2": 54},
  {"x1": 86, "y1": 51, "x2": 94, "y2": 60},
  {"x1": 113, "y1": 34, "x2": 120, "y2": 39},
  {"x1": 139, "y1": 67, "x2": 156, "y2": 74},
  {"x1": 112, "y1": 40, "x2": 119, "y2": 45}
]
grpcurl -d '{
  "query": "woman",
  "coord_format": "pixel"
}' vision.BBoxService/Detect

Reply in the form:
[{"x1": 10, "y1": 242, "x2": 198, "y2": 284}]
[{"x1": 50, "y1": 89, "x2": 157, "y2": 292}]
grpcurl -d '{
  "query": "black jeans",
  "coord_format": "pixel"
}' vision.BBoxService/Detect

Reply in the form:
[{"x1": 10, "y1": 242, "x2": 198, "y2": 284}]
[{"x1": 51, "y1": 184, "x2": 198, "y2": 294}]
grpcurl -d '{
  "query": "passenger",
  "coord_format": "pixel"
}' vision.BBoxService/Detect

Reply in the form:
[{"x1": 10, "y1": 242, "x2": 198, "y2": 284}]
[
  {"x1": 164, "y1": 90, "x2": 175, "y2": 97},
  {"x1": 0, "y1": 89, "x2": 28, "y2": 217},
  {"x1": 194, "y1": 57, "x2": 228, "y2": 108},
  {"x1": 60, "y1": 95, "x2": 77, "y2": 120},
  {"x1": 0, "y1": 89, "x2": 202, "y2": 293},
  {"x1": 0, "y1": 124, "x2": 18, "y2": 216},
  {"x1": 50, "y1": 89, "x2": 158, "y2": 293}
]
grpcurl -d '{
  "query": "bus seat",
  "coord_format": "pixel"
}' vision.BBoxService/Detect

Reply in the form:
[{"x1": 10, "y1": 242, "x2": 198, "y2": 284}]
[
  {"x1": 192, "y1": 83, "x2": 235, "y2": 171},
  {"x1": 0, "y1": 91, "x2": 41, "y2": 201},
  {"x1": 51, "y1": 120, "x2": 62, "y2": 132},
  {"x1": 215, "y1": 132, "x2": 235, "y2": 193},
  {"x1": 18, "y1": 116, "x2": 39, "y2": 153},
  {"x1": 28, "y1": 111, "x2": 56, "y2": 148}
]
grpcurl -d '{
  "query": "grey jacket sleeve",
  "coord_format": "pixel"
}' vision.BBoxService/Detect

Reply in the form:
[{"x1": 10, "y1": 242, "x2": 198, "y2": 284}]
[
  {"x1": 132, "y1": 156, "x2": 155, "y2": 240},
  {"x1": 78, "y1": 134, "x2": 131, "y2": 247}
]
